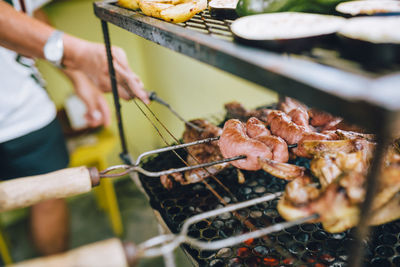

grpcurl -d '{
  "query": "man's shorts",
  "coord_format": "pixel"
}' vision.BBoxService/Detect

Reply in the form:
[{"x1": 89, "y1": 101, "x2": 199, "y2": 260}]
[{"x1": 0, "y1": 118, "x2": 69, "y2": 180}]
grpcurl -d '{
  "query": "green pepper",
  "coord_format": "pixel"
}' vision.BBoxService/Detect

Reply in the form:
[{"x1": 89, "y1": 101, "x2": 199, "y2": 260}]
[{"x1": 236, "y1": 0, "x2": 346, "y2": 17}]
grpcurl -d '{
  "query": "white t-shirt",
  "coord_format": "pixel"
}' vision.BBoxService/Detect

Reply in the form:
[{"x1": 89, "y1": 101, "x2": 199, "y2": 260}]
[{"x1": 0, "y1": 0, "x2": 56, "y2": 143}]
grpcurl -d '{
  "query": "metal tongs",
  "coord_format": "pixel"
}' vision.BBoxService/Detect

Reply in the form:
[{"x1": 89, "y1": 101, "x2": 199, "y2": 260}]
[
  {"x1": 149, "y1": 91, "x2": 205, "y2": 132},
  {"x1": 132, "y1": 192, "x2": 318, "y2": 260},
  {"x1": 100, "y1": 137, "x2": 245, "y2": 178}
]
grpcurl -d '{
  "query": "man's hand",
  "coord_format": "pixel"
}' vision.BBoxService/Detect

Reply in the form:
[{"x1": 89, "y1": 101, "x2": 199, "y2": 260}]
[
  {"x1": 64, "y1": 70, "x2": 111, "y2": 128},
  {"x1": 63, "y1": 38, "x2": 150, "y2": 104}
]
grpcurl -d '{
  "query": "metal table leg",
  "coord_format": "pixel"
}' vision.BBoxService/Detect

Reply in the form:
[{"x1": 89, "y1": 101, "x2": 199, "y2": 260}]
[
  {"x1": 101, "y1": 20, "x2": 131, "y2": 164},
  {"x1": 349, "y1": 117, "x2": 393, "y2": 267}
]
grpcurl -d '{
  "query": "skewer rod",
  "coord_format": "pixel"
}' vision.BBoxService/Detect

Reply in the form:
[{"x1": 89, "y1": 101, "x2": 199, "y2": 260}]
[
  {"x1": 135, "y1": 155, "x2": 246, "y2": 177},
  {"x1": 184, "y1": 214, "x2": 319, "y2": 251},
  {"x1": 135, "y1": 137, "x2": 219, "y2": 164}
]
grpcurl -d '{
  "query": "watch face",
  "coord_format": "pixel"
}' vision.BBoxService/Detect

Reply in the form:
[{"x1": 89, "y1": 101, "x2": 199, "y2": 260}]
[{"x1": 44, "y1": 32, "x2": 64, "y2": 64}]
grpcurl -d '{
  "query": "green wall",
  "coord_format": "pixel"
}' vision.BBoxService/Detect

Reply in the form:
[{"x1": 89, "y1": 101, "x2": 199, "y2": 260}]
[{"x1": 40, "y1": 0, "x2": 277, "y2": 165}]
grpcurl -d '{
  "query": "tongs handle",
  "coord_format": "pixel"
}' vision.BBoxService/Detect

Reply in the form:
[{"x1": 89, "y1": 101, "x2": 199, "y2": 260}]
[
  {"x1": 149, "y1": 91, "x2": 170, "y2": 108},
  {"x1": 10, "y1": 238, "x2": 140, "y2": 267},
  {"x1": 149, "y1": 91, "x2": 204, "y2": 132},
  {"x1": 0, "y1": 167, "x2": 100, "y2": 212}
]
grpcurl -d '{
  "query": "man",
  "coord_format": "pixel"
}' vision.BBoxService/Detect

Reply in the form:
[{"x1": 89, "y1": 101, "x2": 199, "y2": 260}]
[{"x1": 0, "y1": 0, "x2": 149, "y2": 256}]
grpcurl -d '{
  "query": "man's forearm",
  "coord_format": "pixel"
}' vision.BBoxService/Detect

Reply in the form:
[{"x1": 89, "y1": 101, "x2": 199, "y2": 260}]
[
  {"x1": 0, "y1": 1, "x2": 82, "y2": 69},
  {"x1": 0, "y1": 1, "x2": 53, "y2": 58}
]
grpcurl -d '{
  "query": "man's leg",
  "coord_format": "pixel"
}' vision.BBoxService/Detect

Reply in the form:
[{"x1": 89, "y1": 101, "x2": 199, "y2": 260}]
[{"x1": 30, "y1": 199, "x2": 69, "y2": 255}]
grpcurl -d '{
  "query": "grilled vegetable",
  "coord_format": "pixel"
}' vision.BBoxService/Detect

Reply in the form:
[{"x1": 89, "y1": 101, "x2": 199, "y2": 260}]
[
  {"x1": 231, "y1": 12, "x2": 345, "y2": 52},
  {"x1": 209, "y1": 0, "x2": 239, "y2": 19},
  {"x1": 138, "y1": 0, "x2": 206, "y2": 23},
  {"x1": 118, "y1": 0, "x2": 140, "y2": 10},
  {"x1": 139, "y1": 1, "x2": 174, "y2": 19},
  {"x1": 160, "y1": 0, "x2": 207, "y2": 23},
  {"x1": 236, "y1": 0, "x2": 346, "y2": 17},
  {"x1": 337, "y1": 16, "x2": 400, "y2": 66},
  {"x1": 336, "y1": 0, "x2": 400, "y2": 17}
]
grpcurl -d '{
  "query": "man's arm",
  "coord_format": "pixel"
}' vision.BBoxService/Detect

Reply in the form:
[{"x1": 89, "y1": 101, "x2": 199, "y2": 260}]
[{"x1": 0, "y1": 1, "x2": 149, "y2": 103}]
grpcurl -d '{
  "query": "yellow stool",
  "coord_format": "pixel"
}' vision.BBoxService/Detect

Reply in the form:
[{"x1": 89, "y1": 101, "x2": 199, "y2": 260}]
[
  {"x1": 69, "y1": 129, "x2": 123, "y2": 236},
  {"x1": 0, "y1": 227, "x2": 12, "y2": 265}
]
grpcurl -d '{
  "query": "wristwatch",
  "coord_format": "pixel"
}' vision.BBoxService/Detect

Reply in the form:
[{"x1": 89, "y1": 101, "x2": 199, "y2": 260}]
[{"x1": 43, "y1": 30, "x2": 64, "y2": 68}]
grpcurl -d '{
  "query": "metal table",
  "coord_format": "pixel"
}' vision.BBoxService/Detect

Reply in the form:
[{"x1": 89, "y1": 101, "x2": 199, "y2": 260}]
[{"x1": 93, "y1": 2, "x2": 400, "y2": 266}]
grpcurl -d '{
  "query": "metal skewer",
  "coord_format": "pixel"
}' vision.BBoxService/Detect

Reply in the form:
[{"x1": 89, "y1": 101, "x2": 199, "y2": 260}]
[{"x1": 133, "y1": 192, "x2": 318, "y2": 258}]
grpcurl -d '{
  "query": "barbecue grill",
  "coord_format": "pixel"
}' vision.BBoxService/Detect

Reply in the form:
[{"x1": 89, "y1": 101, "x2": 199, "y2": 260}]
[
  {"x1": 139, "y1": 150, "x2": 400, "y2": 266},
  {"x1": 92, "y1": 2, "x2": 400, "y2": 266}
]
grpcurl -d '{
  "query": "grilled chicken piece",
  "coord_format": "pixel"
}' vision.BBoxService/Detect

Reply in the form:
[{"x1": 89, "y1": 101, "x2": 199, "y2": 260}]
[
  {"x1": 278, "y1": 153, "x2": 400, "y2": 233},
  {"x1": 284, "y1": 176, "x2": 320, "y2": 204},
  {"x1": 278, "y1": 183, "x2": 360, "y2": 233},
  {"x1": 300, "y1": 139, "x2": 375, "y2": 158},
  {"x1": 335, "y1": 129, "x2": 376, "y2": 142},
  {"x1": 311, "y1": 151, "x2": 368, "y2": 189},
  {"x1": 258, "y1": 158, "x2": 305, "y2": 180},
  {"x1": 370, "y1": 193, "x2": 400, "y2": 226}
]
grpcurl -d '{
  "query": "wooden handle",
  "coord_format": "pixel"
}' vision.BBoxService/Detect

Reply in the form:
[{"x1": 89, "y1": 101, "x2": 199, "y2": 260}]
[
  {"x1": 0, "y1": 167, "x2": 99, "y2": 212},
  {"x1": 10, "y1": 238, "x2": 133, "y2": 267}
]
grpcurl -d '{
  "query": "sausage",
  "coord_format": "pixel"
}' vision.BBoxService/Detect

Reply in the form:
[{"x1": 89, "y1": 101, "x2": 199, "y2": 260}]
[
  {"x1": 308, "y1": 108, "x2": 341, "y2": 128},
  {"x1": 266, "y1": 110, "x2": 308, "y2": 145},
  {"x1": 278, "y1": 96, "x2": 308, "y2": 115},
  {"x1": 287, "y1": 108, "x2": 311, "y2": 129},
  {"x1": 218, "y1": 119, "x2": 272, "y2": 170},
  {"x1": 246, "y1": 117, "x2": 289, "y2": 163}
]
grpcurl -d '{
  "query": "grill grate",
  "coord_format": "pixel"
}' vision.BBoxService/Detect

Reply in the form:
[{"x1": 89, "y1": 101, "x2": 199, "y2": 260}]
[
  {"x1": 139, "y1": 149, "x2": 400, "y2": 267},
  {"x1": 135, "y1": 9, "x2": 235, "y2": 41},
  {"x1": 175, "y1": 10, "x2": 234, "y2": 41}
]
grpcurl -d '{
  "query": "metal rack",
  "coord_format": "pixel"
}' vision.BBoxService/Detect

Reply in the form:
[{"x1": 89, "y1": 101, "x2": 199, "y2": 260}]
[{"x1": 94, "y1": 1, "x2": 400, "y2": 266}]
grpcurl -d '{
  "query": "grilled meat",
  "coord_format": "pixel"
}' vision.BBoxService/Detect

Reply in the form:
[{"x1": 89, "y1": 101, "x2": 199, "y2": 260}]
[
  {"x1": 161, "y1": 119, "x2": 229, "y2": 189},
  {"x1": 266, "y1": 110, "x2": 340, "y2": 158},
  {"x1": 277, "y1": 146, "x2": 400, "y2": 233},
  {"x1": 299, "y1": 139, "x2": 375, "y2": 158},
  {"x1": 218, "y1": 119, "x2": 272, "y2": 170},
  {"x1": 258, "y1": 158, "x2": 305, "y2": 180},
  {"x1": 278, "y1": 96, "x2": 308, "y2": 115},
  {"x1": 246, "y1": 117, "x2": 289, "y2": 162},
  {"x1": 266, "y1": 110, "x2": 310, "y2": 145},
  {"x1": 224, "y1": 101, "x2": 269, "y2": 122},
  {"x1": 308, "y1": 108, "x2": 343, "y2": 131},
  {"x1": 183, "y1": 119, "x2": 223, "y2": 163}
]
